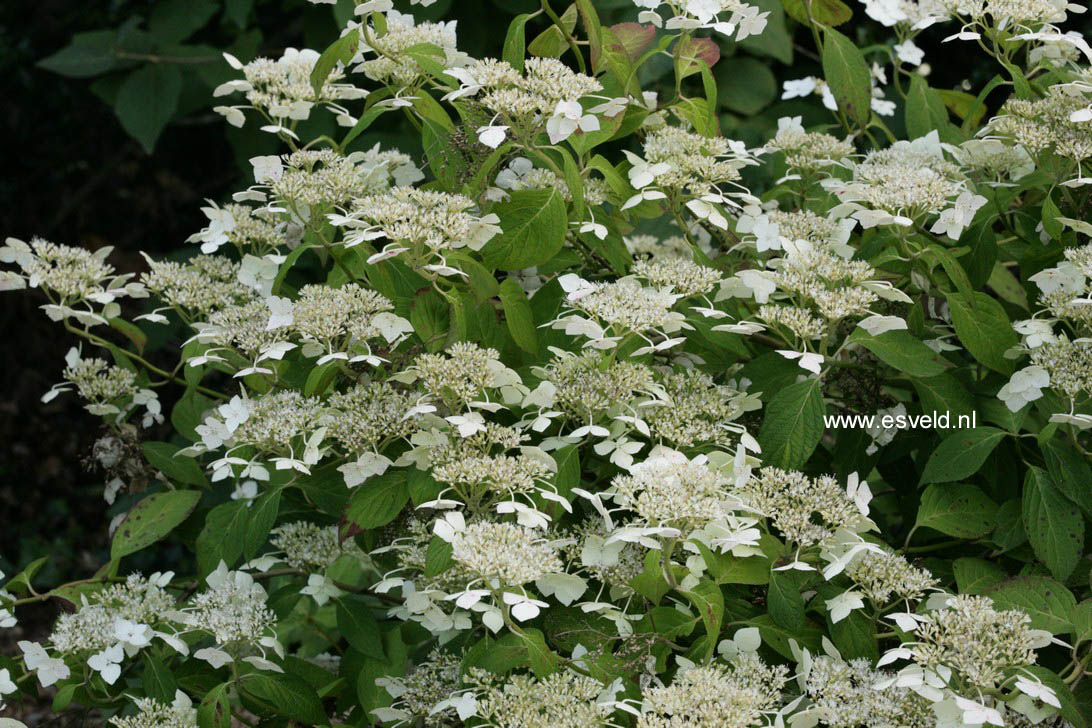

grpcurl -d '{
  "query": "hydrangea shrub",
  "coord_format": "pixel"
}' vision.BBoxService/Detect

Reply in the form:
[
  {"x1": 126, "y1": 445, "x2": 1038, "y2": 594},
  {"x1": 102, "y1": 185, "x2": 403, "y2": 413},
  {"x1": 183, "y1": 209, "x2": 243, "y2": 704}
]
[{"x1": 4, "y1": 0, "x2": 1092, "y2": 725}]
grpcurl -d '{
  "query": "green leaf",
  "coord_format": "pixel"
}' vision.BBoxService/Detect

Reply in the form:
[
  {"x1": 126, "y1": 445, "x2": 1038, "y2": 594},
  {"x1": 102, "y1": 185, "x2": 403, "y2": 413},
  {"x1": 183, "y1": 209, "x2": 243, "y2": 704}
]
[
  {"x1": 518, "y1": 626, "x2": 560, "y2": 677},
  {"x1": 528, "y1": 4, "x2": 577, "y2": 58},
  {"x1": 337, "y1": 596, "x2": 385, "y2": 659},
  {"x1": 781, "y1": 0, "x2": 853, "y2": 26},
  {"x1": 410, "y1": 288, "x2": 450, "y2": 351},
  {"x1": 149, "y1": 0, "x2": 219, "y2": 44},
  {"x1": 37, "y1": 30, "x2": 123, "y2": 78},
  {"x1": 630, "y1": 549, "x2": 672, "y2": 604},
  {"x1": 197, "y1": 683, "x2": 232, "y2": 728},
  {"x1": 693, "y1": 541, "x2": 769, "y2": 585},
  {"x1": 829, "y1": 608, "x2": 878, "y2": 662},
  {"x1": 108, "y1": 316, "x2": 148, "y2": 354},
  {"x1": 915, "y1": 484, "x2": 998, "y2": 538},
  {"x1": 597, "y1": 24, "x2": 642, "y2": 96},
  {"x1": 757, "y1": 378, "x2": 825, "y2": 469},
  {"x1": 503, "y1": 14, "x2": 533, "y2": 72},
  {"x1": 992, "y1": 498, "x2": 1027, "y2": 552},
  {"x1": 3, "y1": 557, "x2": 49, "y2": 596},
  {"x1": 196, "y1": 500, "x2": 249, "y2": 575},
  {"x1": 51, "y1": 683, "x2": 78, "y2": 714},
  {"x1": 297, "y1": 466, "x2": 351, "y2": 516},
  {"x1": 245, "y1": 487, "x2": 281, "y2": 559},
  {"x1": 912, "y1": 373, "x2": 975, "y2": 426},
  {"x1": 717, "y1": 57, "x2": 777, "y2": 115},
  {"x1": 850, "y1": 329, "x2": 949, "y2": 377},
  {"x1": 605, "y1": 22, "x2": 657, "y2": 63},
  {"x1": 746, "y1": 614, "x2": 823, "y2": 659},
  {"x1": 498, "y1": 278, "x2": 538, "y2": 354},
  {"x1": 945, "y1": 291, "x2": 1018, "y2": 375},
  {"x1": 1041, "y1": 439, "x2": 1092, "y2": 518},
  {"x1": 341, "y1": 104, "x2": 393, "y2": 148},
  {"x1": 821, "y1": 27, "x2": 872, "y2": 128},
  {"x1": 311, "y1": 31, "x2": 359, "y2": 96},
  {"x1": 919, "y1": 427, "x2": 1006, "y2": 484},
  {"x1": 482, "y1": 189, "x2": 567, "y2": 270},
  {"x1": 740, "y1": 0, "x2": 793, "y2": 64},
  {"x1": 987, "y1": 575, "x2": 1075, "y2": 634},
  {"x1": 936, "y1": 88, "x2": 987, "y2": 127},
  {"x1": 114, "y1": 64, "x2": 182, "y2": 153},
  {"x1": 768, "y1": 570, "x2": 805, "y2": 631},
  {"x1": 1073, "y1": 600, "x2": 1092, "y2": 646},
  {"x1": 987, "y1": 262, "x2": 1029, "y2": 310},
  {"x1": 680, "y1": 580, "x2": 724, "y2": 661},
  {"x1": 921, "y1": 244, "x2": 974, "y2": 299},
  {"x1": 141, "y1": 653, "x2": 177, "y2": 703},
  {"x1": 1041, "y1": 192, "x2": 1064, "y2": 240},
  {"x1": 1023, "y1": 467, "x2": 1084, "y2": 581},
  {"x1": 574, "y1": 0, "x2": 603, "y2": 67},
  {"x1": 345, "y1": 472, "x2": 409, "y2": 530},
  {"x1": 905, "y1": 75, "x2": 960, "y2": 144},
  {"x1": 111, "y1": 490, "x2": 202, "y2": 559},
  {"x1": 241, "y1": 674, "x2": 328, "y2": 726},
  {"x1": 304, "y1": 360, "x2": 341, "y2": 397},
  {"x1": 424, "y1": 535, "x2": 453, "y2": 577},
  {"x1": 142, "y1": 441, "x2": 208, "y2": 487},
  {"x1": 952, "y1": 557, "x2": 1006, "y2": 594},
  {"x1": 464, "y1": 632, "x2": 530, "y2": 674}
]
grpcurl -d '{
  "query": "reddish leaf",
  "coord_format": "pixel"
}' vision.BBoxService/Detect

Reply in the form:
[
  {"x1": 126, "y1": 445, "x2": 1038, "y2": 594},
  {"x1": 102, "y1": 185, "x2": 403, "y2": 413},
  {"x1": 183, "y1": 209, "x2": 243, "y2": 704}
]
[{"x1": 608, "y1": 22, "x2": 657, "y2": 61}]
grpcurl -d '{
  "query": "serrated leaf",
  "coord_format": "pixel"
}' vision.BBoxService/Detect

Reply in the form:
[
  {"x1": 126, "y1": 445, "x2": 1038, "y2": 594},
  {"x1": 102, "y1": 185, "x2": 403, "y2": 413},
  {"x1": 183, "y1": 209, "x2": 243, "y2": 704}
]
[
  {"x1": 337, "y1": 596, "x2": 385, "y2": 659},
  {"x1": 1041, "y1": 439, "x2": 1092, "y2": 519},
  {"x1": 919, "y1": 427, "x2": 1005, "y2": 484},
  {"x1": 757, "y1": 378, "x2": 824, "y2": 469},
  {"x1": 37, "y1": 30, "x2": 122, "y2": 78},
  {"x1": 821, "y1": 27, "x2": 871, "y2": 128},
  {"x1": 114, "y1": 64, "x2": 182, "y2": 153},
  {"x1": 915, "y1": 483, "x2": 998, "y2": 538},
  {"x1": 112, "y1": 490, "x2": 202, "y2": 559},
  {"x1": 503, "y1": 14, "x2": 532, "y2": 72},
  {"x1": 142, "y1": 441, "x2": 208, "y2": 487},
  {"x1": 142, "y1": 653, "x2": 176, "y2": 703},
  {"x1": 1023, "y1": 467, "x2": 1084, "y2": 581},
  {"x1": 906, "y1": 75, "x2": 960, "y2": 144},
  {"x1": 498, "y1": 278, "x2": 537, "y2": 354},
  {"x1": 945, "y1": 291, "x2": 1018, "y2": 375},
  {"x1": 196, "y1": 500, "x2": 249, "y2": 575},
  {"x1": 850, "y1": 329, "x2": 948, "y2": 377},
  {"x1": 245, "y1": 487, "x2": 281, "y2": 559},
  {"x1": 345, "y1": 472, "x2": 409, "y2": 530},
  {"x1": 781, "y1": 0, "x2": 852, "y2": 26},
  {"x1": 310, "y1": 31, "x2": 359, "y2": 96},
  {"x1": 197, "y1": 683, "x2": 232, "y2": 728},
  {"x1": 241, "y1": 674, "x2": 328, "y2": 726},
  {"x1": 768, "y1": 570, "x2": 805, "y2": 631},
  {"x1": 912, "y1": 374, "x2": 975, "y2": 426},
  {"x1": 987, "y1": 575, "x2": 1075, "y2": 634},
  {"x1": 952, "y1": 557, "x2": 1006, "y2": 594},
  {"x1": 482, "y1": 188, "x2": 567, "y2": 270}
]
